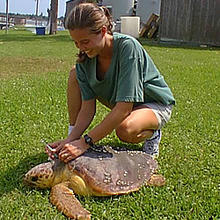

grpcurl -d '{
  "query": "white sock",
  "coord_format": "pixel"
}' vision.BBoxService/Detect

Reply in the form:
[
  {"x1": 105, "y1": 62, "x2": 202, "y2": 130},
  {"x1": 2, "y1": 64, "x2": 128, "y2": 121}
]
[{"x1": 68, "y1": 125, "x2": 75, "y2": 136}]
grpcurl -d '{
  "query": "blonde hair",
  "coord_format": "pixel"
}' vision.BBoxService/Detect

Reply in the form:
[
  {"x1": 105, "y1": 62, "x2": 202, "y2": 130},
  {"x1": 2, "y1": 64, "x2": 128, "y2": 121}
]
[{"x1": 66, "y1": 3, "x2": 113, "y2": 62}]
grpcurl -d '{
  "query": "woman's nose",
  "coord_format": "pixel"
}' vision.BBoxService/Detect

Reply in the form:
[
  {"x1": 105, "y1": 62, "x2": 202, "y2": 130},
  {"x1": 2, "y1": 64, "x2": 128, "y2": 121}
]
[{"x1": 77, "y1": 43, "x2": 86, "y2": 51}]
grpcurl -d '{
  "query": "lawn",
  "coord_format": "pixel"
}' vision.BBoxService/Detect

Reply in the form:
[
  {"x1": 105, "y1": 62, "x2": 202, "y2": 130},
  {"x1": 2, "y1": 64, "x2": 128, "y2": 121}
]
[{"x1": 0, "y1": 29, "x2": 219, "y2": 219}]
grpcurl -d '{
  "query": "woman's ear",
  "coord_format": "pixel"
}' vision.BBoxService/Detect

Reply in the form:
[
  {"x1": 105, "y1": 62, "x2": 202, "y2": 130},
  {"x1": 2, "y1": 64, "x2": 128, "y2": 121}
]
[{"x1": 101, "y1": 26, "x2": 107, "y2": 37}]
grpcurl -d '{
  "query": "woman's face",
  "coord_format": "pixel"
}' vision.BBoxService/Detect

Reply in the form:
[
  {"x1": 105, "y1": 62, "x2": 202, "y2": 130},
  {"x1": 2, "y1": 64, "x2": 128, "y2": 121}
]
[{"x1": 69, "y1": 27, "x2": 105, "y2": 58}]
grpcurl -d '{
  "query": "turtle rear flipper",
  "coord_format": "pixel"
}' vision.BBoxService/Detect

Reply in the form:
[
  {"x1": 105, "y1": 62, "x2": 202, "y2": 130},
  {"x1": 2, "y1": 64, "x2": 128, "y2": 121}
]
[
  {"x1": 50, "y1": 182, "x2": 91, "y2": 220},
  {"x1": 146, "y1": 174, "x2": 166, "y2": 186}
]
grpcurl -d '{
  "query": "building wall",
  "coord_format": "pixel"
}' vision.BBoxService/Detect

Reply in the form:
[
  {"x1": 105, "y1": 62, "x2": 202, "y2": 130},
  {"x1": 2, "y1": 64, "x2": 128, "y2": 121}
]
[
  {"x1": 159, "y1": 0, "x2": 220, "y2": 46},
  {"x1": 65, "y1": 0, "x2": 134, "y2": 22},
  {"x1": 102, "y1": 0, "x2": 134, "y2": 21},
  {"x1": 14, "y1": 18, "x2": 26, "y2": 25},
  {"x1": 0, "y1": 16, "x2": 6, "y2": 22},
  {"x1": 136, "y1": 0, "x2": 161, "y2": 24}
]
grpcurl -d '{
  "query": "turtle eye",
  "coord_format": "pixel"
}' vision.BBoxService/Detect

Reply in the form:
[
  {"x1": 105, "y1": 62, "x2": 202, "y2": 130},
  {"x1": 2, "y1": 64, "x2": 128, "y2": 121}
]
[{"x1": 31, "y1": 176, "x2": 38, "y2": 182}]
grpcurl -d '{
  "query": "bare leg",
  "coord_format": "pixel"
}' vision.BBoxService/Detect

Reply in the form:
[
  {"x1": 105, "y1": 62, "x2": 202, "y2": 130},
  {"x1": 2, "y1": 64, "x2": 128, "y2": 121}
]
[
  {"x1": 67, "y1": 66, "x2": 82, "y2": 125},
  {"x1": 115, "y1": 106, "x2": 159, "y2": 144}
]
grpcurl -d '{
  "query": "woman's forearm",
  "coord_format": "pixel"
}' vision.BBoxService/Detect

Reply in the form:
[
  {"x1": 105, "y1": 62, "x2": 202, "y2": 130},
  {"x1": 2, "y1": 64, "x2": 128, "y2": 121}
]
[
  {"x1": 88, "y1": 102, "x2": 133, "y2": 142},
  {"x1": 68, "y1": 99, "x2": 96, "y2": 140}
]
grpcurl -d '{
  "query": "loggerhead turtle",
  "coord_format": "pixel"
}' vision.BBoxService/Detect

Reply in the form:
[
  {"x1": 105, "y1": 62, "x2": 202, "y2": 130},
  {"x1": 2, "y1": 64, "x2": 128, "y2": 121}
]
[{"x1": 24, "y1": 146, "x2": 165, "y2": 219}]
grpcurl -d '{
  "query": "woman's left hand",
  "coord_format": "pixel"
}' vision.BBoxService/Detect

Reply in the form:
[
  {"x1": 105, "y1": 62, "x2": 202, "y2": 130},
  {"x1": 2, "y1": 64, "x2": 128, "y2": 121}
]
[{"x1": 58, "y1": 138, "x2": 89, "y2": 163}]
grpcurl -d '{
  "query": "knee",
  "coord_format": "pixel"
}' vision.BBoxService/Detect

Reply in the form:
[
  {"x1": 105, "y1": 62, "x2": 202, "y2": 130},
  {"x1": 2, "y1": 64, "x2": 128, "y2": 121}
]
[{"x1": 116, "y1": 120, "x2": 138, "y2": 143}]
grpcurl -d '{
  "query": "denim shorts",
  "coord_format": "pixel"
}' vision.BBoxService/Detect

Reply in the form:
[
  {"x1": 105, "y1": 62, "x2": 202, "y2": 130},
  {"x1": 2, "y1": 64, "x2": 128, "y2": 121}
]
[{"x1": 143, "y1": 103, "x2": 173, "y2": 129}]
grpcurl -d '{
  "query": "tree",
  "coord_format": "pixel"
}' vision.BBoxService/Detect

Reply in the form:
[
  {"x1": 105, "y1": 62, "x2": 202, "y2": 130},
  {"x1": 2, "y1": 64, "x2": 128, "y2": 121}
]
[{"x1": 49, "y1": 0, "x2": 58, "y2": 34}]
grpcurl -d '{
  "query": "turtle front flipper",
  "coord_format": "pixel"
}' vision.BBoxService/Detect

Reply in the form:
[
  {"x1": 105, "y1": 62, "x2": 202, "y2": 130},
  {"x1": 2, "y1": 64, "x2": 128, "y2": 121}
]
[{"x1": 50, "y1": 182, "x2": 91, "y2": 220}]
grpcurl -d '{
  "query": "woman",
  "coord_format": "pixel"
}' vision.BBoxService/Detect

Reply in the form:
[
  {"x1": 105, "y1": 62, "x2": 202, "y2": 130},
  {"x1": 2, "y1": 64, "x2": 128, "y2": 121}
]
[{"x1": 46, "y1": 3, "x2": 175, "y2": 162}]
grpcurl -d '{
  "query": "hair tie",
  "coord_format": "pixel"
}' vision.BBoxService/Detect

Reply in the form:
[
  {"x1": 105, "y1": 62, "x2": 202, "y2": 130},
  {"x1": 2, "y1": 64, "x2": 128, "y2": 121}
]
[{"x1": 99, "y1": 6, "x2": 105, "y2": 13}]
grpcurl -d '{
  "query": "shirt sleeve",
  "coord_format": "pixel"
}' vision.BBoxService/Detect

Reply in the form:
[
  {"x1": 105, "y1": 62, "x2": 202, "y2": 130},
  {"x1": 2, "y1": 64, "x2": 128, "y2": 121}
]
[
  {"x1": 76, "y1": 63, "x2": 95, "y2": 101},
  {"x1": 115, "y1": 40, "x2": 144, "y2": 103}
]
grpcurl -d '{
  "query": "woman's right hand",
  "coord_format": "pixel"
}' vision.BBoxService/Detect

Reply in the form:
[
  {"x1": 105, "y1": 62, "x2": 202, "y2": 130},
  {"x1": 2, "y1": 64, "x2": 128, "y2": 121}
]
[{"x1": 45, "y1": 138, "x2": 72, "y2": 160}]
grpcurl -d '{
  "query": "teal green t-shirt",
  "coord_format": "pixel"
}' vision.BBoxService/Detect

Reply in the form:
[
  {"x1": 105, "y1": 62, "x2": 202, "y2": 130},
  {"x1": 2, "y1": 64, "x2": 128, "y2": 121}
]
[{"x1": 76, "y1": 32, "x2": 175, "y2": 107}]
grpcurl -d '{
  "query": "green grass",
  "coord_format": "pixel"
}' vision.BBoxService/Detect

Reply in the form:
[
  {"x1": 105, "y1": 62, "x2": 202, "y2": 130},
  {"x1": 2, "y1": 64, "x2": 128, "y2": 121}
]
[{"x1": 0, "y1": 29, "x2": 219, "y2": 219}]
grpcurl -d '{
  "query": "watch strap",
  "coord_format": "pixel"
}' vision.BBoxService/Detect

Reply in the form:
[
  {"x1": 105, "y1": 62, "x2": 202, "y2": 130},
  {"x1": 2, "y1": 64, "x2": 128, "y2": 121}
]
[{"x1": 83, "y1": 134, "x2": 94, "y2": 147}]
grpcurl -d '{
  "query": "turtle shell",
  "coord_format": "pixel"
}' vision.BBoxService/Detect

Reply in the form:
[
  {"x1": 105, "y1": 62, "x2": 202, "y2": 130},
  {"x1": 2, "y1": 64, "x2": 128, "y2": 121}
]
[{"x1": 68, "y1": 146, "x2": 158, "y2": 195}]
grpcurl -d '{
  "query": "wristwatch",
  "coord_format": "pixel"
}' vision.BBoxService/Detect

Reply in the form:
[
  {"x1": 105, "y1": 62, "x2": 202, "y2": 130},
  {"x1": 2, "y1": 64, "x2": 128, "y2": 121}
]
[{"x1": 84, "y1": 134, "x2": 94, "y2": 147}]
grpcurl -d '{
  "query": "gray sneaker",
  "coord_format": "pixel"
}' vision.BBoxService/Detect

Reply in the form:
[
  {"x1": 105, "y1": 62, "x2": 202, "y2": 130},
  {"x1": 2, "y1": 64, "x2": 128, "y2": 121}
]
[{"x1": 143, "y1": 130, "x2": 161, "y2": 158}]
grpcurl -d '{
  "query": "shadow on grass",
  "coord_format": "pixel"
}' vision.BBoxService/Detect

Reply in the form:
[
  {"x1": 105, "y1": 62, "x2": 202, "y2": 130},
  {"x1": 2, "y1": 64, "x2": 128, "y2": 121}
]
[
  {"x1": 99, "y1": 141, "x2": 142, "y2": 151},
  {"x1": 139, "y1": 38, "x2": 220, "y2": 51},
  {"x1": 0, "y1": 32, "x2": 70, "y2": 43},
  {"x1": 1, "y1": 30, "x2": 219, "y2": 51},
  {"x1": 0, "y1": 153, "x2": 48, "y2": 198}
]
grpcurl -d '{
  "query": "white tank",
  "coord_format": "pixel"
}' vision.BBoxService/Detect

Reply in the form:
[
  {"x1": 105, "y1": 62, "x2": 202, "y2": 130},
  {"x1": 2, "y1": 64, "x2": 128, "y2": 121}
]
[
  {"x1": 136, "y1": 0, "x2": 161, "y2": 24},
  {"x1": 102, "y1": 0, "x2": 134, "y2": 21}
]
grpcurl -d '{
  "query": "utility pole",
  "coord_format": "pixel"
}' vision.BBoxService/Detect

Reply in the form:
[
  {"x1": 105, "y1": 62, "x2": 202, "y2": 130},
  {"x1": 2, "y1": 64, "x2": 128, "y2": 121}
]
[
  {"x1": 5, "y1": 0, "x2": 9, "y2": 34},
  {"x1": 35, "y1": 0, "x2": 39, "y2": 26},
  {"x1": 49, "y1": 0, "x2": 58, "y2": 35}
]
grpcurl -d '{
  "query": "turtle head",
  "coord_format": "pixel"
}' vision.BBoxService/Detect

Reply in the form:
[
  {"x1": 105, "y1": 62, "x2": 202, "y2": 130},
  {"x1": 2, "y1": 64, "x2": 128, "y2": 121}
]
[{"x1": 24, "y1": 161, "x2": 55, "y2": 188}]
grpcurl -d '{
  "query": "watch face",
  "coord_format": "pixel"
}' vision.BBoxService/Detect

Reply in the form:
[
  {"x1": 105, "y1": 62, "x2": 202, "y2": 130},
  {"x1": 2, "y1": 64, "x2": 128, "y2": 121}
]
[
  {"x1": 84, "y1": 134, "x2": 93, "y2": 146},
  {"x1": 86, "y1": 137, "x2": 92, "y2": 143}
]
